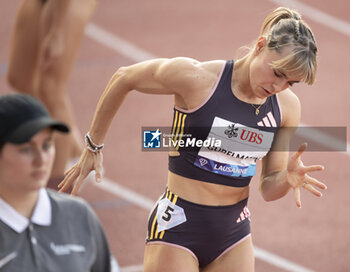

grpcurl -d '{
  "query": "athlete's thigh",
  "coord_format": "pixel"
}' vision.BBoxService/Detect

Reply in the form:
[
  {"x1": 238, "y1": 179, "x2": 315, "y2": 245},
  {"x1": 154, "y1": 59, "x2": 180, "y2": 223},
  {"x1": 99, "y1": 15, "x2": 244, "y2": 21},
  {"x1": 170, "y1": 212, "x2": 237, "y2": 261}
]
[
  {"x1": 144, "y1": 243, "x2": 199, "y2": 272},
  {"x1": 39, "y1": 0, "x2": 96, "y2": 87},
  {"x1": 7, "y1": 0, "x2": 43, "y2": 92},
  {"x1": 201, "y1": 235, "x2": 255, "y2": 272}
]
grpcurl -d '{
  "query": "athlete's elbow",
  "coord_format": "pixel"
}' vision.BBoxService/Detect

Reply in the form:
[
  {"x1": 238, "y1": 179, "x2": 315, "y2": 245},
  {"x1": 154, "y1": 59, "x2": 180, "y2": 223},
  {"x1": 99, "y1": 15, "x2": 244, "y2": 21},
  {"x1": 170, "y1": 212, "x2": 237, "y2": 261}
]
[
  {"x1": 259, "y1": 189, "x2": 274, "y2": 202},
  {"x1": 261, "y1": 192, "x2": 279, "y2": 202},
  {"x1": 259, "y1": 184, "x2": 281, "y2": 202},
  {"x1": 260, "y1": 187, "x2": 289, "y2": 202},
  {"x1": 7, "y1": 70, "x2": 23, "y2": 93},
  {"x1": 111, "y1": 66, "x2": 128, "y2": 83},
  {"x1": 110, "y1": 66, "x2": 132, "y2": 94}
]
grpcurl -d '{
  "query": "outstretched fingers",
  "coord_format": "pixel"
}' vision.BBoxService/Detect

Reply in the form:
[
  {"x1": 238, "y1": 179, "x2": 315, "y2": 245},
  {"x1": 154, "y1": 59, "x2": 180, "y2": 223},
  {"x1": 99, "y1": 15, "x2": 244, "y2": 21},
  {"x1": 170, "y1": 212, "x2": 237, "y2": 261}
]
[
  {"x1": 303, "y1": 164, "x2": 324, "y2": 173},
  {"x1": 294, "y1": 176, "x2": 327, "y2": 208},
  {"x1": 71, "y1": 174, "x2": 86, "y2": 196},
  {"x1": 302, "y1": 175, "x2": 327, "y2": 197},
  {"x1": 294, "y1": 187, "x2": 302, "y2": 208},
  {"x1": 64, "y1": 165, "x2": 77, "y2": 176},
  {"x1": 303, "y1": 183, "x2": 322, "y2": 197},
  {"x1": 292, "y1": 143, "x2": 308, "y2": 161},
  {"x1": 304, "y1": 174, "x2": 327, "y2": 190},
  {"x1": 58, "y1": 167, "x2": 80, "y2": 192},
  {"x1": 93, "y1": 152, "x2": 103, "y2": 183}
]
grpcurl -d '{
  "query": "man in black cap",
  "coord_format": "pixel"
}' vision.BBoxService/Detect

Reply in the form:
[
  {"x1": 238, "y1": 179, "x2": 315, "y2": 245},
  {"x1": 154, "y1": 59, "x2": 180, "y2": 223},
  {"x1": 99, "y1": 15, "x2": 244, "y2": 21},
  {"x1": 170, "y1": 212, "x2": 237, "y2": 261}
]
[{"x1": 0, "y1": 94, "x2": 113, "y2": 272}]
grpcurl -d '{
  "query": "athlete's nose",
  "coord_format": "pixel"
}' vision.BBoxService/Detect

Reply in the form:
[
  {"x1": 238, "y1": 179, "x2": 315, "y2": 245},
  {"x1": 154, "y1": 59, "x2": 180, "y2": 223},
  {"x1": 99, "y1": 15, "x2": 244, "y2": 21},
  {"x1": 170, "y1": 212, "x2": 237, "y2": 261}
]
[{"x1": 272, "y1": 78, "x2": 288, "y2": 93}]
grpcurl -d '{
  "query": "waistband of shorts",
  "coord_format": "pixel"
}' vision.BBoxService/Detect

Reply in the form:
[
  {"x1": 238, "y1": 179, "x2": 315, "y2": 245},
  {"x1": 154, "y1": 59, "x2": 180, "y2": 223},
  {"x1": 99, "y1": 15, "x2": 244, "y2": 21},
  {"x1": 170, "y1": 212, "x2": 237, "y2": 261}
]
[{"x1": 162, "y1": 187, "x2": 248, "y2": 211}]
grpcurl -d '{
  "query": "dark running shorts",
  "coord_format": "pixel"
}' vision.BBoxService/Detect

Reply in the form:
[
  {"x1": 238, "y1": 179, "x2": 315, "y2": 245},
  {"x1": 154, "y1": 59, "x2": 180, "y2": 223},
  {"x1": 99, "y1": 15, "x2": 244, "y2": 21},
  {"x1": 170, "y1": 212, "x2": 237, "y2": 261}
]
[{"x1": 146, "y1": 188, "x2": 251, "y2": 267}]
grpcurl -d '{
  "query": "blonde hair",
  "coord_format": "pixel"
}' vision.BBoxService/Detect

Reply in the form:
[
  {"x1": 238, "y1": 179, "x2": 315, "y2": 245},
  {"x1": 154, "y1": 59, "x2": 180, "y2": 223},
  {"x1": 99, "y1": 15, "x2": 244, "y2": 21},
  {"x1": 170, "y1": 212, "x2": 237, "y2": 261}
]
[{"x1": 259, "y1": 7, "x2": 317, "y2": 85}]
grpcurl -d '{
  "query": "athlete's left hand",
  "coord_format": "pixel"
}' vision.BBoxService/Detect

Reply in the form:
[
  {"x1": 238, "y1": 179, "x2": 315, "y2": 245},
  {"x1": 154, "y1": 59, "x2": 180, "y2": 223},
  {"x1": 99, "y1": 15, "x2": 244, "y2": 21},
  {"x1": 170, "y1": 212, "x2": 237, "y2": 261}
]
[{"x1": 286, "y1": 143, "x2": 327, "y2": 208}]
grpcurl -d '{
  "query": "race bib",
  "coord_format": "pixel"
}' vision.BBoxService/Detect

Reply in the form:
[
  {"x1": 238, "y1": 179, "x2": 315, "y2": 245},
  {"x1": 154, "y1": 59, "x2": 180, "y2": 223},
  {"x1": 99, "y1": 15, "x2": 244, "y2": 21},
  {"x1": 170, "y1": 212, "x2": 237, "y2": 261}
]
[
  {"x1": 195, "y1": 117, "x2": 275, "y2": 177},
  {"x1": 157, "y1": 198, "x2": 187, "y2": 232}
]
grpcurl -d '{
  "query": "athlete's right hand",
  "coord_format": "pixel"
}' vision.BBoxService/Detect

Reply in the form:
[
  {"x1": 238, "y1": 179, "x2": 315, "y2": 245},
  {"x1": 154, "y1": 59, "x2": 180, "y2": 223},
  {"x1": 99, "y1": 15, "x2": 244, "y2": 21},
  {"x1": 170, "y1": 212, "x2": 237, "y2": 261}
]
[{"x1": 58, "y1": 148, "x2": 104, "y2": 195}]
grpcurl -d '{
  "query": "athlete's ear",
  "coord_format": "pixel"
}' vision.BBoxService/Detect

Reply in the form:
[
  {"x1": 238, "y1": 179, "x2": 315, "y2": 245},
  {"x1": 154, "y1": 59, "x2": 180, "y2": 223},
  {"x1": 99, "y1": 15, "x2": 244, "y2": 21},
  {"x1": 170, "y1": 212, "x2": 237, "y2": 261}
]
[{"x1": 255, "y1": 36, "x2": 266, "y2": 53}]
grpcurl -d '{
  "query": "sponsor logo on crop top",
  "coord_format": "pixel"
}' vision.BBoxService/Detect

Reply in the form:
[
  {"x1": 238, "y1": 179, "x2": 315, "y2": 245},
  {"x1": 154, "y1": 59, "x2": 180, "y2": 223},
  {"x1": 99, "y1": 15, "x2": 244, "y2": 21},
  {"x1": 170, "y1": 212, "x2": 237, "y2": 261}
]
[{"x1": 194, "y1": 117, "x2": 275, "y2": 177}]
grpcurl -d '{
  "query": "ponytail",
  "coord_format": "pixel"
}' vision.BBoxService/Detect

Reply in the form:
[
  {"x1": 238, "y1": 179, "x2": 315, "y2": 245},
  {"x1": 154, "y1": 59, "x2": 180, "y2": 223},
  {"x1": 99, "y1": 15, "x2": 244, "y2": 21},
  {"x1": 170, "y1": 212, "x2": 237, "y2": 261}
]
[
  {"x1": 259, "y1": 7, "x2": 318, "y2": 85},
  {"x1": 260, "y1": 7, "x2": 301, "y2": 36}
]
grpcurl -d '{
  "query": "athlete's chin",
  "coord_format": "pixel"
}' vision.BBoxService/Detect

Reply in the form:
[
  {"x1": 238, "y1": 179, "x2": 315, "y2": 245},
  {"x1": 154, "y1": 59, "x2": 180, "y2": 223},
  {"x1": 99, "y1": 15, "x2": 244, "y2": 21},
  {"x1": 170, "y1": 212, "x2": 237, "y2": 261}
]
[
  {"x1": 253, "y1": 87, "x2": 272, "y2": 99},
  {"x1": 254, "y1": 90, "x2": 268, "y2": 99}
]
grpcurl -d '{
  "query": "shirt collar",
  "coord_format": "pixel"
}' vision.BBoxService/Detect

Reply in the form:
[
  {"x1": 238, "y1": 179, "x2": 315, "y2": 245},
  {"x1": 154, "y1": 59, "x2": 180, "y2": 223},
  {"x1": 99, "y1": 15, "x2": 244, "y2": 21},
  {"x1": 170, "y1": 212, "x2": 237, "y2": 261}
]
[{"x1": 0, "y1": 188, "x2": 52, "y2": 233}]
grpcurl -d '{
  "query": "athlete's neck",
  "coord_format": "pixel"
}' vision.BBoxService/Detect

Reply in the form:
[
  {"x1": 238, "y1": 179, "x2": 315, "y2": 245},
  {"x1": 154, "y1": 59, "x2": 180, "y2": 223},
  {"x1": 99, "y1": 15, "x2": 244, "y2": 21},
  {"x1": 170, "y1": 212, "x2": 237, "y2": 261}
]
[{"x1": 233, "y1": 56, "x2": 266, "y2": 105}]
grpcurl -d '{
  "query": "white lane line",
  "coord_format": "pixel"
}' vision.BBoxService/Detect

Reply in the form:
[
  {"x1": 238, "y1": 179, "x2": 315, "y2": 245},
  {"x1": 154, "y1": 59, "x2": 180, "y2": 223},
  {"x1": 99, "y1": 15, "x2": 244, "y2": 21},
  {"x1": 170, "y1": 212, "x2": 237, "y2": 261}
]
[
  {"x1": 269, "y1": 0, "x2": 350, "y2": 37},
  {"x1": 297, "y1": 123, "x2": 347, "y2": 153},
  {"x1": 120, "y1": 264, "x2": 143, "y2": 272},
  {"x1": 92, "y1": 178, "x2": 154, "y2": 211},
  {"x1": 92, "y1": 179, "x2": 315, "y2": 272},
  {"x1": 255, "y1": 246, "x2": 314, "y2": 272},
  {"x1": 85, "y1": 23, "x2": 155, "y2": 62}
]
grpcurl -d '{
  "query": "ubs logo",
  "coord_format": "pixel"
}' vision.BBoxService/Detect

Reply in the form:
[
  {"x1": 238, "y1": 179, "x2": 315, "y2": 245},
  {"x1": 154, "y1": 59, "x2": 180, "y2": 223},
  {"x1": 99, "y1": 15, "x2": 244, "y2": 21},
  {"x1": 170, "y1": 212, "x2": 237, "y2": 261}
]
[
  {"x1": 240, "y1": 129, "x2": 263, "y2": 144},
  {"x1": 224, "y1": 124, "x2": 239, "y2": 138},
  {"x1": 224, "y1": 124, "x2": 264, "y2": 145}
]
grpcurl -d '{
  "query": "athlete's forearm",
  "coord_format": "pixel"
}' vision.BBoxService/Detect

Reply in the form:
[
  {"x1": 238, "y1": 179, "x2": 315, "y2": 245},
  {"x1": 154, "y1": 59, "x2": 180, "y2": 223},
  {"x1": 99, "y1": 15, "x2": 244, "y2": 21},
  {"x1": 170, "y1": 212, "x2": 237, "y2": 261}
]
[
  {"x1": 88, "y1": 68, "x2": 131, "y2": 144},
  {"x1": 259, "y1": 170, "x2": 292, "y2": 201}
]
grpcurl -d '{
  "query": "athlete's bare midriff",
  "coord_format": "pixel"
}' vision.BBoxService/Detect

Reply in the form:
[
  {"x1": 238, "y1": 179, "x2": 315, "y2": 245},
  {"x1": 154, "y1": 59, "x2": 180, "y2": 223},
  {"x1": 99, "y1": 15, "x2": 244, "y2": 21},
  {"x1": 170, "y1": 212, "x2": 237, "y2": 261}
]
[{"x1": 167, "y1": 171, "x2": 250, "y2": 206}]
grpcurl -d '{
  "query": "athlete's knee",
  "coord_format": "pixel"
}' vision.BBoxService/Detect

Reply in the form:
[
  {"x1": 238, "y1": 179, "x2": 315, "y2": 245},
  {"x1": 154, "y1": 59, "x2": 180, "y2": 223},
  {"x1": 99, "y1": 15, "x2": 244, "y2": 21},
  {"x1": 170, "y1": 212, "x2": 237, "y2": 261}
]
[
  {"x1": 37, "y1": 73, "x2": 66, "y2": 103},
  {"x1": 7, "y1": 71, "x2": 37, "y2": 95},
  {"x1": 7, "y1": 72, "x2": 19, "y2": 91}
]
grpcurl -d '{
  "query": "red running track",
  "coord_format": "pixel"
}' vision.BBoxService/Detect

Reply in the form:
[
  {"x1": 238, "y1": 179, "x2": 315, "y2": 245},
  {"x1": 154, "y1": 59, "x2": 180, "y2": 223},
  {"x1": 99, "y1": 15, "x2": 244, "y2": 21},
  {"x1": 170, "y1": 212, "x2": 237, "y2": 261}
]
[{"x1": 1, "y1": 0, "x2": 349, "y2": 271}]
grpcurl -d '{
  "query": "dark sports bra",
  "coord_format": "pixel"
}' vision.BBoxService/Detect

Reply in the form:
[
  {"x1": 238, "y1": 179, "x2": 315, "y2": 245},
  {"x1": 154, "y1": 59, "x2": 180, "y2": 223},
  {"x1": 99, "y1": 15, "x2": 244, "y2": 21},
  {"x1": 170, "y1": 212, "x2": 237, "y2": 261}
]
[{"x1": 168, "y1": 60, "x2": 282, "y2": 187}]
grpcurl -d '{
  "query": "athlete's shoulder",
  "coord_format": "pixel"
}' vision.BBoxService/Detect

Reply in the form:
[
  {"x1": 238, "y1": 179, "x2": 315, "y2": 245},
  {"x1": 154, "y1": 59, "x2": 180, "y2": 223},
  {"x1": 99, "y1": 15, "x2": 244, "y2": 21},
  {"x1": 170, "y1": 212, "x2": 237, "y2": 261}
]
[
  {"x1": 156, "y1": 58, "x2": 225, "y2": 92},
  {"x1": 199, "y1": 59, "x2": 226, "y2": 75},
  {"x1": 277, "y1": 88, "x2": 301, "y2": 126},
  {"x1": 278, "y1": 88, "x2": 300, "y2": 105},
  {"x1": 158, "y1": 57, "x2": 224, "y2": 76}
]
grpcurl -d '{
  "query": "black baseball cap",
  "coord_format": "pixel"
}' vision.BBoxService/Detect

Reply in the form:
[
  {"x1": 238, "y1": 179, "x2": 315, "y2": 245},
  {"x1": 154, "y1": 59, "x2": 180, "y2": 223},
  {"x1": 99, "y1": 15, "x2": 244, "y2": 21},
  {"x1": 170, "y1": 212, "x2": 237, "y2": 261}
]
[{"x1": 0, "y1": 94, "x2": 69, "y2": 144}]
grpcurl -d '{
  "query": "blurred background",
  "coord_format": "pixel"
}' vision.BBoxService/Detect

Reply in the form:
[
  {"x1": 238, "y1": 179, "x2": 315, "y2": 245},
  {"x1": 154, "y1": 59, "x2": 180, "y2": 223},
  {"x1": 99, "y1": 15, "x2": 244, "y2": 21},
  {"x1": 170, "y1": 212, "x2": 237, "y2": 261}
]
[{"x1": 1, "y1": 0, "x2": 349, "y2": 271}]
